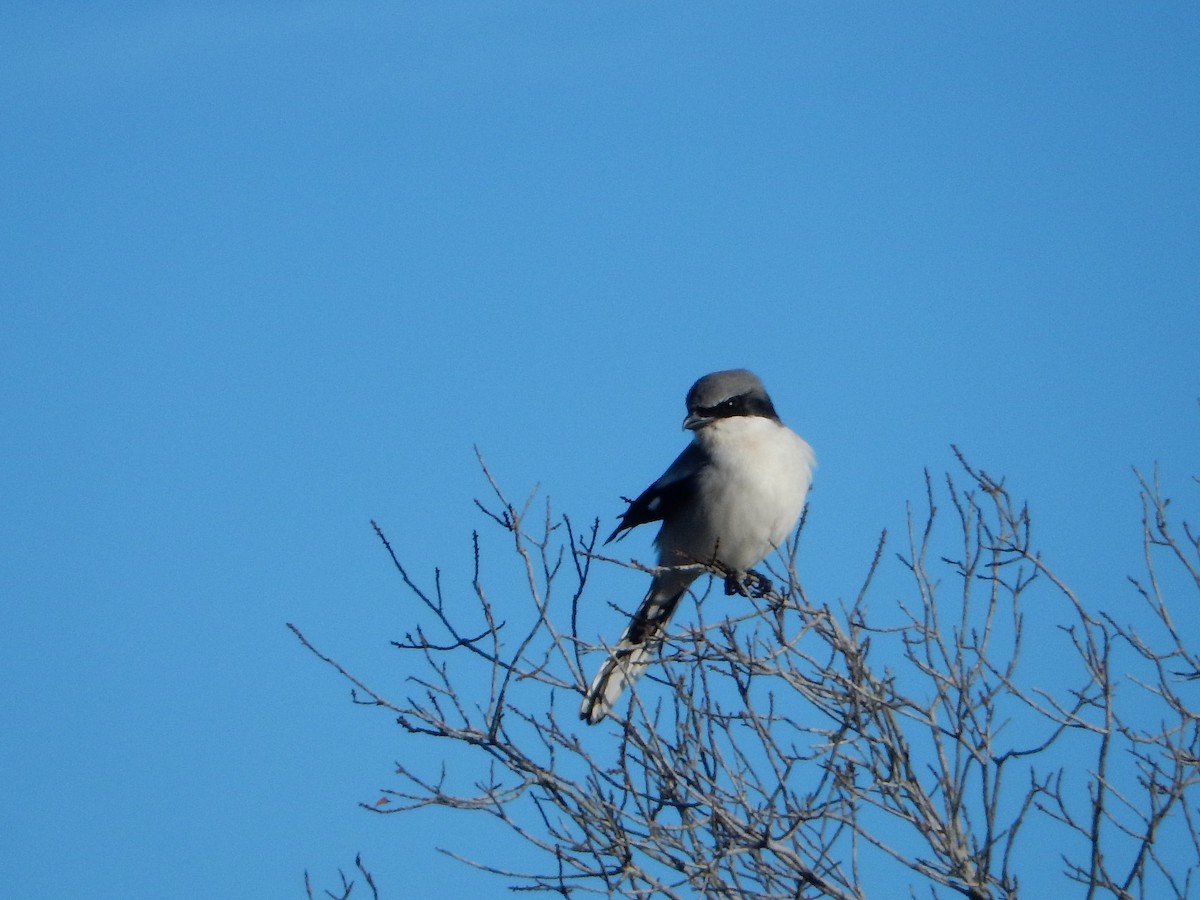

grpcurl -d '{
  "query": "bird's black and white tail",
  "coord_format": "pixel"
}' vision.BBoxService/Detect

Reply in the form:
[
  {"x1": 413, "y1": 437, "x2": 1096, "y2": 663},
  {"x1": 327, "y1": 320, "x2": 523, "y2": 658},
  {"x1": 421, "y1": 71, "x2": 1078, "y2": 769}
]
[{"x1": 579, "y1": 581, "x2": 688, "y2": 724}]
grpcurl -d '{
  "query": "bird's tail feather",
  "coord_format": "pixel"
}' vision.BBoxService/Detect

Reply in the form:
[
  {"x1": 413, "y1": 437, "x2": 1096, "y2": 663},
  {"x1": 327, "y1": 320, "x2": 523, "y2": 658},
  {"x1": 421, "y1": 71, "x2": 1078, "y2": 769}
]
[{"x1": 580, "y1": 583, "x2": 686, "y2": 725}]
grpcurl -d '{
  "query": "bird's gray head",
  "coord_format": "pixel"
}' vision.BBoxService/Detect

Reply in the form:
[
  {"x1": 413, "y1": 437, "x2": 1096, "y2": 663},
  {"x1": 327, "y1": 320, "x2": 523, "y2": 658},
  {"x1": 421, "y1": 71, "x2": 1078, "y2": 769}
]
[{"x1": 683, "y1": 369, "x2": 780, "y2": 431}]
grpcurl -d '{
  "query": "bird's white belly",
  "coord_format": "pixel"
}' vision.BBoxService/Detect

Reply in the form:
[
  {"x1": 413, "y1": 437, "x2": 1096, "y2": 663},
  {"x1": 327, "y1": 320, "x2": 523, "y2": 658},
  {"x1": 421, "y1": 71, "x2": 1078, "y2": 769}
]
[{"x1": 658, "y1": 417, "x2": 814, "y2": 571}]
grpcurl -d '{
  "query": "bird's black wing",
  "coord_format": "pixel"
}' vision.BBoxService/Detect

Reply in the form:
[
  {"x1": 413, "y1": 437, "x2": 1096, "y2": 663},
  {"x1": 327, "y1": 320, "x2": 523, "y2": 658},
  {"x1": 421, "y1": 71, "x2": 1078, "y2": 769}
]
[{"x1": 605, "y1": 441, "x2": 708, "y2": 544}]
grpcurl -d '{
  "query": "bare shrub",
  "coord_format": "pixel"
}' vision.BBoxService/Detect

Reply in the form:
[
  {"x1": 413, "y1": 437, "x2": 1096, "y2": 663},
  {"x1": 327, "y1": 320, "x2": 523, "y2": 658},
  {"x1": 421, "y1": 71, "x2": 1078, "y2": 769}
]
[{"x1": 294, "y1": 450, "x2": 1199, "y2": 898}]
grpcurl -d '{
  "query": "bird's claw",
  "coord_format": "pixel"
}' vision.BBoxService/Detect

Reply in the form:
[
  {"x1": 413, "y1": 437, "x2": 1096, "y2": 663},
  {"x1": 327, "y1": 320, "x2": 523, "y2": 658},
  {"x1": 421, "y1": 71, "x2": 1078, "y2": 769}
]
[{"x1": 724, "y1": 569, "x2": 772, "y2": 598}]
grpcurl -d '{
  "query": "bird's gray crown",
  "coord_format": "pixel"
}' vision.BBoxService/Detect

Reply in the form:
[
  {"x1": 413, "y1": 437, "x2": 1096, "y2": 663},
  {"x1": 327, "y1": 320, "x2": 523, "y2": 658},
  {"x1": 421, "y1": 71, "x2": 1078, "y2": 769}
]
[{"x1": 686, "y1": 369, "x2": 768, "y2": 410}]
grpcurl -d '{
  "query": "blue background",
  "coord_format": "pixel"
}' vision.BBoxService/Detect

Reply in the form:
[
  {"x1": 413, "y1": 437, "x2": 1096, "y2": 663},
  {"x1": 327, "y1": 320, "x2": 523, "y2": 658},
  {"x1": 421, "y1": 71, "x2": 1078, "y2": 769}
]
[{"x1": 3, "y1": 3, "x2": 1197, "y2": 896}]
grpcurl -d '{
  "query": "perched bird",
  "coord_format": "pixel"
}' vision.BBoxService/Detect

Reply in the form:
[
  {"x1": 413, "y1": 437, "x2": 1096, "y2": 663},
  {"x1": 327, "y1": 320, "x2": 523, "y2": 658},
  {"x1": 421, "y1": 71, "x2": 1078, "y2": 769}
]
[{"x1": 580, "y1": 369, "x2": 815, "y2": 724}]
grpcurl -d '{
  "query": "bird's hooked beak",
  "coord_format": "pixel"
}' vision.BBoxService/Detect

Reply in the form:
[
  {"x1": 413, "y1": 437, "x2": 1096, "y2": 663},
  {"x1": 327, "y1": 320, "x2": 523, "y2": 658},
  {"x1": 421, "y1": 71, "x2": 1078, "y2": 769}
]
[{"x1": 683, "y1": 411, "x2": 713, "y2": 431}]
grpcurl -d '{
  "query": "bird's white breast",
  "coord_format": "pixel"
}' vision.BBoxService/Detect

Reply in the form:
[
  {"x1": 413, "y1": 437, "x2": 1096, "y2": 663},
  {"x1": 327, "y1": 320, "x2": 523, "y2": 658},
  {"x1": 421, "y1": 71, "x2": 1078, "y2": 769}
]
[{"x1": 660, "y1": 416, "x2": 815, "y2": 572}]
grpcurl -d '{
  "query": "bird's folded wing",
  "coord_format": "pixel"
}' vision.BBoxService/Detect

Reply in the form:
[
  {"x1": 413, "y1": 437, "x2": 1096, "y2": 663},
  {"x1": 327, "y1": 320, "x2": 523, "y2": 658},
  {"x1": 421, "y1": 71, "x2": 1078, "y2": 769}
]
[{"x1": 605, "y1": 441, "x2": 709, "y2": 544}]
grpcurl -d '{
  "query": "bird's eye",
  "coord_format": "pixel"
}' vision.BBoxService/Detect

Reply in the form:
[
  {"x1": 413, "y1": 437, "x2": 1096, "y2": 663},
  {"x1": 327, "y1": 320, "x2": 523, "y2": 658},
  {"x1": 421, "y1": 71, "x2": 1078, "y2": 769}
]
[{"x1": 698, "y1": 397, "x2": 741, "y2": 418}]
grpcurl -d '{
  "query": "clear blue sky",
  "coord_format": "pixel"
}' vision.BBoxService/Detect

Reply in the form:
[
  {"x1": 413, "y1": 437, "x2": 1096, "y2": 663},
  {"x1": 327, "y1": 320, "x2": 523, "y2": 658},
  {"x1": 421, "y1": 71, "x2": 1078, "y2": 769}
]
[{"x1": 2, "y1": 3, "x2": 1197, "y2": 897}]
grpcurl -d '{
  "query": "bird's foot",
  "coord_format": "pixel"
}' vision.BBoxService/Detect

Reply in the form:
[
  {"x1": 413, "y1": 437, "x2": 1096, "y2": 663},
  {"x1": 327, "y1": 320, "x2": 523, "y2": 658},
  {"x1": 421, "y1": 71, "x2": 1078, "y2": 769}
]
[
  {"x1": 724, "y1": 569, "x2": 772, "y2": 598},
  {"x1": 745, "y1": 569, "x2": 773, "y2": 597}
]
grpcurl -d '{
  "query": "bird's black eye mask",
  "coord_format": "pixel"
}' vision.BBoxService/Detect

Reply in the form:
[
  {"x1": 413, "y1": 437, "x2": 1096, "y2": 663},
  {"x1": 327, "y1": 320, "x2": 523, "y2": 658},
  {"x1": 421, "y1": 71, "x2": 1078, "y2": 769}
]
[{"x1": 696, "y1": 393, "x2": 778, "y2": 421}]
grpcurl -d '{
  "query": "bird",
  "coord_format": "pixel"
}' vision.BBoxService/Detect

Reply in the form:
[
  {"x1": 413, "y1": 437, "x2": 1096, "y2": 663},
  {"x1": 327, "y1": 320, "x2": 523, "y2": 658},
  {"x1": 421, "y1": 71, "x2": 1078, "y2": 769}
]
[{"x1": 580, "y1": 369, "x2": 815, "y2": 725}]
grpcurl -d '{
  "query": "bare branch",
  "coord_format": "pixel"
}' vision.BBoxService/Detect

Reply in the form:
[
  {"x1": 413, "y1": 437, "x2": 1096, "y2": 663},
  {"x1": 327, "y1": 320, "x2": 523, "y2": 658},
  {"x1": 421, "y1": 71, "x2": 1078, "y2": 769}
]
[{"x1": 295, "y1": 452, "x2": 1200, "y2": 898}]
